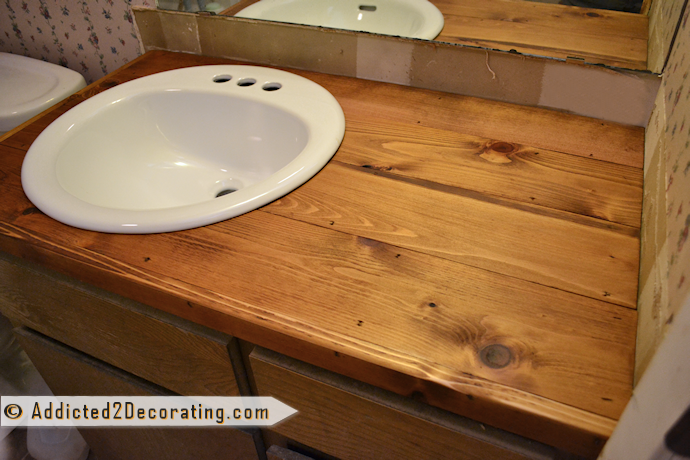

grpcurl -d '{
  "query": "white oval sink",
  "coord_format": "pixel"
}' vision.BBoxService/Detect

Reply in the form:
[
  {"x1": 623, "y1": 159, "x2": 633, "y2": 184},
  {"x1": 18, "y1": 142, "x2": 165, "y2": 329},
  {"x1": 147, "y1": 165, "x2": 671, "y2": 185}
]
[
  {"x1": 235, "y1": 0, "x2": 444, "y2": 40},
  {"x1": 21, "y1": 65, "x2": 345, "y2": 234}
]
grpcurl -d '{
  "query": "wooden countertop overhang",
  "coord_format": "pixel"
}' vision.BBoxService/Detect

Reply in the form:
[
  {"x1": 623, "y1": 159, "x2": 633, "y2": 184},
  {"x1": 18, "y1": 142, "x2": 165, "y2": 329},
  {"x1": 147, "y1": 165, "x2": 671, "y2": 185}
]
[{"x1": 0, "y1": 51, "x2": 642, "y2": 458}]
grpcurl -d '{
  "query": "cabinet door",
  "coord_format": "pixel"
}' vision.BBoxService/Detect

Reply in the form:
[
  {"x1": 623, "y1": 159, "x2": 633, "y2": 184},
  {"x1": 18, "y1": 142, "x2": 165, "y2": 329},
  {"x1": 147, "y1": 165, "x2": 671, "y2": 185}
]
[
  {"x1": 250, "y1": 347, "x2": 557, "y2": 460},
  {"x1": 15, "y1": 327, "x2": 262, "y2": 460},
  {"x1": 0, "y1": 253, "x2": 246, "y2": 397}
]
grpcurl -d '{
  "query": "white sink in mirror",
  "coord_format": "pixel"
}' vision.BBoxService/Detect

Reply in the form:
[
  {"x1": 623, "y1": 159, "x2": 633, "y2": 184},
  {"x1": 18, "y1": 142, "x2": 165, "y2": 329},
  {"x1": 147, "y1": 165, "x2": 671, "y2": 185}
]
[
  {"x1": 235, "y1": 0, "x2": 444, "y2": 40},
  {"x1": 21, "y1": 65, "x2": 345, "y2": 234}
]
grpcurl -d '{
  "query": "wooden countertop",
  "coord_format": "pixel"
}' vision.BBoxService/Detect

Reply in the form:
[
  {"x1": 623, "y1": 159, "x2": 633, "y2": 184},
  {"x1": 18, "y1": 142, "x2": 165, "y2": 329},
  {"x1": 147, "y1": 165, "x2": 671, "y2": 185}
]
[{"x1": 0, "y1": 51, "x2": 642, "y2": 458}]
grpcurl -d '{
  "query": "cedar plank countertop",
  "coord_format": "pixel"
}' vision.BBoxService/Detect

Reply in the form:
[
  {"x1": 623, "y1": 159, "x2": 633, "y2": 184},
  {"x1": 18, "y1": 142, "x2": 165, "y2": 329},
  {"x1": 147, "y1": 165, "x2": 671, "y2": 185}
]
[{"x1": 0, "y1": 51, "x2": 642, "y2": 458}]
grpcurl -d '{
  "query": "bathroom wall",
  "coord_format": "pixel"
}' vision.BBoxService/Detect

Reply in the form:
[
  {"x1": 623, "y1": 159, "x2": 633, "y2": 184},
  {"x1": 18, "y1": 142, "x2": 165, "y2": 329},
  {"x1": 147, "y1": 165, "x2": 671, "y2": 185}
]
[
  {"x1": 0, "y1": 0, "x2": 152, "y2": 83},
  {"x1": 636, "y1": 2, "x2": 690, "y2": 381},
  {"x1": 647, "y1": 0, "x2": 687, "y2": 72}
]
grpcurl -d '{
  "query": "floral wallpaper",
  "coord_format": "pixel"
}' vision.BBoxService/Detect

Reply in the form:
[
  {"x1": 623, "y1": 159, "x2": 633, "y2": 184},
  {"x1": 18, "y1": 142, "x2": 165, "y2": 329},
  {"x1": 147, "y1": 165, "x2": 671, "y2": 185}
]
[
  {"x1": 664, "y1": 4, "x2": 690, "y2": 312},
  {"x1": 0, "y1": 0, "x2": 154, "y2": 84}
]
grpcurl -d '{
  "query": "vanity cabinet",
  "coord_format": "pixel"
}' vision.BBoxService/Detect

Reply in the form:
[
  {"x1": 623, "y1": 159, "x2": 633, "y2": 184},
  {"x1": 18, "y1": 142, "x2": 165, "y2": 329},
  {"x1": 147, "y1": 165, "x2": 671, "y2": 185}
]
[
  {"x1": 0, "y1": 252, "x2": 247, "y2": 398},
  {"x1": 249, "y1": 347, "x2": 559, "y2": 460},
  {"x1": 0, "y1": 252, "x2": 260, "y2": 460},
  {"x1": 14, "y1": 327, "x2": 261, "y2": 460}
]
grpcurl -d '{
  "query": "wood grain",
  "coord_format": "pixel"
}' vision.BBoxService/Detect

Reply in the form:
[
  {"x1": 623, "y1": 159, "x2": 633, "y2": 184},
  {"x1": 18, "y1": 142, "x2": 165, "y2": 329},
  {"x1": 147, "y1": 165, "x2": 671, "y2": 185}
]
[
  {"x1": 265, "y1": 163, "x2": 640, "y2": 308},
  {"x1": 0, "y1": 223, "x2": 620, "y2": 457},
  {"x1": 430, "y1": 0, "x2": 648, "y2": 69},
  {"x1": 0, "y1": 254, "x2": 242, "y2": 397},
  {"x1": 251, "y1": 347, "x2": 555, "y2": 460},
  {"x1": 0, "y1": 51, "x2": 640, "y2": 458},
  {"x1": 15, "y1": 327, "x2": 261, "y2": 460},
  {"x1": 0, "y1": 205, "x2": 636, "y2": 420},
  {"x1": 336, "y1": 118, "x2": 643, "y2": 227}
]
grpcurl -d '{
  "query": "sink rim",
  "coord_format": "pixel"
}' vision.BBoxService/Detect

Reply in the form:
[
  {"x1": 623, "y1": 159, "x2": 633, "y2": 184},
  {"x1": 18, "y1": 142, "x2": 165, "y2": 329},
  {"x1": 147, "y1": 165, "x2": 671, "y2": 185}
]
[
  {"x1": 21, "y1": 65, "x2": 345, "y2": 234},
  {"x1": 235, "y1": 0, "x2": 445, "y2": 40}
]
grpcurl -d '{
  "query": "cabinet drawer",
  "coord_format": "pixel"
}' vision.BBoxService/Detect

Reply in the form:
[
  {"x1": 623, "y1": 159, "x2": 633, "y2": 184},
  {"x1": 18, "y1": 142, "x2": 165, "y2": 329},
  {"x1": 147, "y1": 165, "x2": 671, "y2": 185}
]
[
  {"x1": 15, "y1": 327, "x2": 261, "y2": 460},
  {"x1": 250, "y1": 347, "x2": 557, "y2": 460},
  {"x1": 0, "y1": 253, "x2": 242, "y2": 397}
]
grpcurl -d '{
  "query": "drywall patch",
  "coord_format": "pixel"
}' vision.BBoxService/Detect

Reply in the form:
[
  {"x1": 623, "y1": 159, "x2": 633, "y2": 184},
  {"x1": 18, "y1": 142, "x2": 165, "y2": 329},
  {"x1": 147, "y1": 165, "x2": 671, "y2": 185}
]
[
  {"x1": 408, "y1": 43, "x2": 545, "y2": 107},
  {"x1": 356, "y1": 36, "x2": 414, "y2": 86},
  {"x1": 539, "y1": 64, "x2": 660, "y2": 127},
  {"x1": 196, "y1": 16, "x2": 357, "y2": 77}
]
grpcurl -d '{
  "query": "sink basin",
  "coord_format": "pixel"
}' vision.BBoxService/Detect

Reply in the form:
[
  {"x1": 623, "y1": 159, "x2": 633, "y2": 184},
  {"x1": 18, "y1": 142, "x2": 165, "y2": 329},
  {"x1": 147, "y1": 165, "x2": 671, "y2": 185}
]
[
  {"x1": 235, "y1": 0, "x2": 444, "y2": 40},
  {"x1": 21, "y1": 65, "x2": 345, "y2": 234}
]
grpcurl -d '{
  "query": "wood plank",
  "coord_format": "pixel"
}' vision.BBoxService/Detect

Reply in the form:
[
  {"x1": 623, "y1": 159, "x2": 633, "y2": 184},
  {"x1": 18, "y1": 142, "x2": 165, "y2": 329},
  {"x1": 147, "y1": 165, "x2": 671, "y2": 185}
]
[
  {"x1": 640, "y1": 0, "x2": 652, "y2": 15},
  {"x1": 0, "y1": 200, "x2": 636, "y2": 420},
  {"x1": 15, "y1": 327, "x2": 261, "y2": 460},
  {"x1": 314, "y1": 77, "x2": 645, "y2": 169},
  {"x1": 434, "y1": 0, "x2": 648, "y2": 40},
  {"x1": 265, "y1": 163, "x2": 640, "y2": 308},
  {"x1": 0, "y1": 222, "x2": 621, "y2": 458},
  {"x1": 336, "y1": 118, "x2": 643, "y2": 227},
  {"x1": 0, "y1": 253, "x2": 242, "y2": 398},
  {"x1": 251, "y1": 347, "x2": 558, "y2": 460},
  {"x1": 428, "y1": 0, "x2": 647, "y2": 69}
]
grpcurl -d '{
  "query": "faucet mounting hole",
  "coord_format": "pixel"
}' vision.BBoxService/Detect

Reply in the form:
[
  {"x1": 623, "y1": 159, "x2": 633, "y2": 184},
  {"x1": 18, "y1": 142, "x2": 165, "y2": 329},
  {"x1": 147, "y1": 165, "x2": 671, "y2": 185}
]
[
  {"x1": 237, "y1": 78, "x2": 257, "y2": 87},
  {"x1": 262, "y1": 82, "x2": 282, "y2": 91},
  {"x1": 213, "y1": 75, "x2": 232, "y2": 83},
  {"x1": 216, "y1": 188, "x2": 238, "y2": 197}
]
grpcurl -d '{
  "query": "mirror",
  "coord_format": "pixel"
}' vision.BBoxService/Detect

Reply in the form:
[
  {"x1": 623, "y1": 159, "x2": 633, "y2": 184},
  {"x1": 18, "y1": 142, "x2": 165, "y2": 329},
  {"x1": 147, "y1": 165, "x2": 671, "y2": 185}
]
[{"x1": 155, "y1": 0, "x2": 648, "y2": 71}]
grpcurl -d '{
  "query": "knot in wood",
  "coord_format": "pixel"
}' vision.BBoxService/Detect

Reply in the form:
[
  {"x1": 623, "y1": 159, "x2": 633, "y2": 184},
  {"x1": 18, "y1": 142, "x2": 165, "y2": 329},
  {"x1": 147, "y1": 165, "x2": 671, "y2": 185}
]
[
  {"x1": 479, "y1": 344, "x2": 512, "y2": 369},
  {"x1": 488, "y1": 142, "x2": 517, "y2": 154}
]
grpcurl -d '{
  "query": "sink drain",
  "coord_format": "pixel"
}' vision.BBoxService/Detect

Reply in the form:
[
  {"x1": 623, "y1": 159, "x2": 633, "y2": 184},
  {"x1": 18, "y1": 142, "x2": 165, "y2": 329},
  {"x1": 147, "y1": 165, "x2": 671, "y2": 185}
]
[{"x1": 216, "y1": 188, "x2": 237, "y2": 198}]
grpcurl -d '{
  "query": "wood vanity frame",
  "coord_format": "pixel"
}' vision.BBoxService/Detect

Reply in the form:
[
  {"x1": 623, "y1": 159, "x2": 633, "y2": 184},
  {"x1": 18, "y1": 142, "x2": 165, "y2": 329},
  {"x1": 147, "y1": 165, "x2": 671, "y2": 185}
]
[{"x1": 0, "y1": 50, "x2": 643, "y2": 459}]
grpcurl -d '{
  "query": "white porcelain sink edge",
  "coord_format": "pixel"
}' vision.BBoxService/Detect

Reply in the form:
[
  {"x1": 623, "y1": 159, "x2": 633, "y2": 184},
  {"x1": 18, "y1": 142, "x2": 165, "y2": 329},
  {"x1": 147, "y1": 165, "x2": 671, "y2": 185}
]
[{"x1": 21, "y1": 65, "x2": 345, "y2": 234}]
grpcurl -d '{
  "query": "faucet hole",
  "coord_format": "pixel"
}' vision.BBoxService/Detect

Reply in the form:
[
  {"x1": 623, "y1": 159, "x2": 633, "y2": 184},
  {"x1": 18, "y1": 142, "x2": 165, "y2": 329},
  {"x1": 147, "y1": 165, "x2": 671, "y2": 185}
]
[
  {"x1": 213, "y1": 75, "x2": 232, "y2": 83},
  {"x1": 216, "y1": 188, "x2": 238, "y2": 197},
  {"x1": 359, "y1": 5, "x2": 376, "y2": 11},
  {"x1": 262, "y1": 82, "x2": 282, "y2": 91},
  {"x1": 237, "y1": 78, "x2": 257, "y2": 87}
]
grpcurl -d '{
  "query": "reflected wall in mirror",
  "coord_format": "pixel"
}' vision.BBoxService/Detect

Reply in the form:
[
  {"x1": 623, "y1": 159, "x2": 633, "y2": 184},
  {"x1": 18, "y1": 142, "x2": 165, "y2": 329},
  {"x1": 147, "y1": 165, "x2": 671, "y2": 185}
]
[{"x1": 156, "y1": 0, "x2": 648, "y2": 70}]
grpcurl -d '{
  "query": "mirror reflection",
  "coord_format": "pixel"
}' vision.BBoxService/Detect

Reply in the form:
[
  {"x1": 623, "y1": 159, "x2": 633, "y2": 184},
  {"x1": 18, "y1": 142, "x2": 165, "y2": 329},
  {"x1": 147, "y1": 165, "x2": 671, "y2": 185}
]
[{"x1": 156, "y1": 0, "x2": 647, "y2": 70}]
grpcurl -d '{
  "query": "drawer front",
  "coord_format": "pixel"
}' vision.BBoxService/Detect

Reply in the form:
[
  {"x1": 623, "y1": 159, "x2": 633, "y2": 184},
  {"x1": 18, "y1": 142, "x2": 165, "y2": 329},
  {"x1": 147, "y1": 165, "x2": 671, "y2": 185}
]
[
  {"x1": 0, "y1": 253, "x2": 241, "y2": 397},
  {"x1": 250, "y1": 347, "x2": 555, "y2": 460},
  {"x1": 15, "y1": 327, "x2": 261, "y2": 460}
]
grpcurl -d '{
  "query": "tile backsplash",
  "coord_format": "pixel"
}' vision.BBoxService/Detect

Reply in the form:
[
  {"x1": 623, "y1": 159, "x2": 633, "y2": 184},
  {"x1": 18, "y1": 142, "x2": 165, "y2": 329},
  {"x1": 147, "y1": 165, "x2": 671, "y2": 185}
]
[{"x1": 0, "y1": 0, "x2": 151, "y2": 83}]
